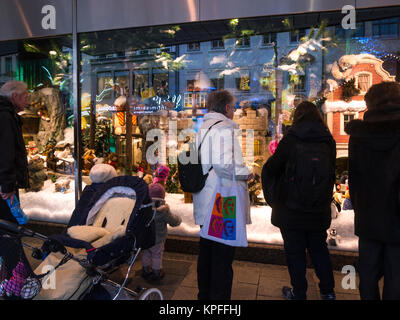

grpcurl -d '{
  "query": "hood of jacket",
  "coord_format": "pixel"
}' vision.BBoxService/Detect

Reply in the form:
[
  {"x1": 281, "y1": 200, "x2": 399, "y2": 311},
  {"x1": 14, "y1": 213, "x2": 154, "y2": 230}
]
[
  {"x1": 287, "y1": 121, "x2": 333, "y2": 143},
  {"x1": 345, "y1": 105, "x2": 400, "y2": 152},
  {"x1": 202, "y1": 111, "x2": 239, "y2": 129}
]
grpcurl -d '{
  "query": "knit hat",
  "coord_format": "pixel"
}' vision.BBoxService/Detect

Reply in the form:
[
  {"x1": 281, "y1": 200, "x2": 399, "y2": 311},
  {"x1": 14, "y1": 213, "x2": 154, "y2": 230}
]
[
  {"x1": 153, "y1": 165, "x2": 170, "y2": 184},
  {"x1": 90, "y1": 164, "x2": 117, "y2": 184},
  {"x1": 149, "y1": 183, "x2": 166, "y2": 200}
]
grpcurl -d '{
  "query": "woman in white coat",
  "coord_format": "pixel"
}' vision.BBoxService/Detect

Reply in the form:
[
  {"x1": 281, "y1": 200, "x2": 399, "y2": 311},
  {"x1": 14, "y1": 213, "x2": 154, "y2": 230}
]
[{"x1": 193, "y1": 90, "x2": 251, "y2": 300}]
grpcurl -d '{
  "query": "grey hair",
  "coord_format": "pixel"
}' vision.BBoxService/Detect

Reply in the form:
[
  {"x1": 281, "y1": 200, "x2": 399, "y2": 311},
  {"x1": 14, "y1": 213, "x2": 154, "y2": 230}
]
[
  {"x1": 0, "y1": 80, "x2": 27, "y2": 99},
  {"x1": 206, "y1": 90, "x2": 235, "y2": 115}
]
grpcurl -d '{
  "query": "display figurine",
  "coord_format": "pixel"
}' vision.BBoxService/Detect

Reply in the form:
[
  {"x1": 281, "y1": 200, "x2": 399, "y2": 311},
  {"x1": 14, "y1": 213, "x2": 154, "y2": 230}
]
[
  {"x1": 55, "y1": 180, "x2": 71, "y2": 193},
  {"x1": 82, "y1": 148, "x2": 96, "y2": 175},
  {"x1": 327, "y1": 228, "x2": 342, "y2": 247},
  {"x1": 27, "y1": 141, "x2": 39, "y2": 158},
  {"x1": 26, "y1": 156, "x2": 47, "y2": 192},
  {"x1": 248, "y1": 173, "x2": 262, "y2": 205}
]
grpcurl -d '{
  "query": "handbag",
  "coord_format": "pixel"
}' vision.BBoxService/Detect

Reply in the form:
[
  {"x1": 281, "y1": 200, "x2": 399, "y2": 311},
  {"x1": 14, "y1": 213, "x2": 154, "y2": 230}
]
[{"x1": 198, "y1": 142, "x2": 248, "y2": 247}]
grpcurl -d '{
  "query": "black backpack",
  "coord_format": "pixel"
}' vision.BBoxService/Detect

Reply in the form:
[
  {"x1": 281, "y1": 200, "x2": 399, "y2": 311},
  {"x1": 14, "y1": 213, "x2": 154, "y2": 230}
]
[
  {"x1": 178, "y1": 120, "x2": 222, "y2": 193},
  {"x1": 261, "y1": 157, "x2": 277, "y2": 207},
  {"x1": 284, "y1": 140, "x2": 334, "y2": 213}
]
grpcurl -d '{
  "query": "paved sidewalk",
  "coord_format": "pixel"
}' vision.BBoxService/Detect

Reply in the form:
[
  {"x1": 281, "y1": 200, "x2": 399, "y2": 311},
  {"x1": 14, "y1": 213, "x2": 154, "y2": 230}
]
[
  {"x1": 107, "y1": 251, "x2": 362, "y2": 300},
  {"x1": 23, "y1": 237, "x2": 363, "y2": 300}
]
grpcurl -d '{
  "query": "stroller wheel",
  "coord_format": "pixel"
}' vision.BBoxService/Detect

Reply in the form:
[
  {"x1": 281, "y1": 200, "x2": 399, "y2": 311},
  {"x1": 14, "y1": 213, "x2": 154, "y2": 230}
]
[{"x1": 138, "y1": 288, "x2": 163, "y2": 300}]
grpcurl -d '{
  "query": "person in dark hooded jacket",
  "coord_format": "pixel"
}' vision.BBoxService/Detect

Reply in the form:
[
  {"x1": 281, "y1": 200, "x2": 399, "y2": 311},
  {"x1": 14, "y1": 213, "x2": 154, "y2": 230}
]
[
  {"x1": 0, "y1": 81, "x2": 29, "y2": 224},
  {"x1": 345, "y1": 81, "x2": 400, "y2": 300},
  {"x1": 262, "y1": 101, "x2": 336, "y2": 300}
]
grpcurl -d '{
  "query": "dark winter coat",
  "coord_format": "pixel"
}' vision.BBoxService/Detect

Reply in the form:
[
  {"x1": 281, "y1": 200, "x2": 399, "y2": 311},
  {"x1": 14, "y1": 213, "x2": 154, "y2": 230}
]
[
  {"x1": 345, "y1": 104, "x2": 400, "y2": 243},
  {"x1": 0, "y1": 96, "x2": 29, "y2": 193},
  {"x1": 262, "y1": 122, "x2": 336, "y2": 231}
]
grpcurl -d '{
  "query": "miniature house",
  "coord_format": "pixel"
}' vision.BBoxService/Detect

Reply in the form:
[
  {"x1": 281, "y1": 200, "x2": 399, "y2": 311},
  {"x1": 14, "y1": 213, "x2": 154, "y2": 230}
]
[{"x1": 322, "y1": 54, "x2": 396, "y2": 158}]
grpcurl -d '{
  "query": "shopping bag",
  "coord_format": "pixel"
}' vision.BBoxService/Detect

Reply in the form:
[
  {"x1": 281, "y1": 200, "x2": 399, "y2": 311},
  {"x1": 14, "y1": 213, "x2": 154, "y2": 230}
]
[{"x1": 199, "y1": 178, "x2": 248, "y2": 247}]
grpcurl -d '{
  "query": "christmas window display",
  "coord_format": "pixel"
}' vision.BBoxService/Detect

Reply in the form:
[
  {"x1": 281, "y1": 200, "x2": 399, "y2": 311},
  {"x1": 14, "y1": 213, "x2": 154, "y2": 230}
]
[
  {"x1": 3, "y1": 9, "x2": 399, "y2": 252},
  {"x1": 2, "y1": 37, "x2": 78, "y2": 223}
]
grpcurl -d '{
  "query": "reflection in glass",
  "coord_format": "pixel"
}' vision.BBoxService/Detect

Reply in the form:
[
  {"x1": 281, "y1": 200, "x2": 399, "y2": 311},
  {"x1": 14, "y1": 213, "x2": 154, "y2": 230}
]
[{"x1": 76, "y1": 7, "x2": 400, "y2": 250}]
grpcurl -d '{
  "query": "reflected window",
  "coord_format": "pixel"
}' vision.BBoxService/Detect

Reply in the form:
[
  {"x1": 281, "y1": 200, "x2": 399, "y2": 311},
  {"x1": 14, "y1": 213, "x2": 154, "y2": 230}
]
[
  {"x1": 210, "y1": 77, "x2": 224, "y2": 90},
  {"x1": 5, "y1": 56, "x2": 13, "y2": 76},
  {"x1": 188, "y1": 42, "x2": 200, "y2": 51},
  {"x1": 373, "y1": 18, "x2": 398, "y2": 37},
  {"x1": 290, "y1": 29, "x2": 306, "y2": 43},
  {"x1": 133, "y1": 72, "x2": 149, "y2": 98},
  {"x1": 187, "y1": 72, "x2": 200, "y2": 91},
  {"x1": 336, "y1": 22, "x2": 365, "y2": 39},
  {"x1": 262, "y1": 33, "x2": 276, "y2": 46},
  {"x1": 235, "y1": 71, "x2": 250, "y2": 91},
  {"x1": 236, "y1": 35, "x2": 250, "y2": 48},
  {"x1": 153, "y1": 72, "x2": 169, "y2": 96},
  {"x1": 289, "y1": 74, "x2": 306, "y2": 93},
  {"x1": 260, "y1": 73, "x2": 274, "y2": 91},
  {"x1": 114, "y1": 71, "x2": 129, "y2": 97},
  {"x1": 97, "y1": 72, "x2": 113, "y2": 100},
  {"x1": 211, "y1": 39, "x2": 224, "y2": 49}
]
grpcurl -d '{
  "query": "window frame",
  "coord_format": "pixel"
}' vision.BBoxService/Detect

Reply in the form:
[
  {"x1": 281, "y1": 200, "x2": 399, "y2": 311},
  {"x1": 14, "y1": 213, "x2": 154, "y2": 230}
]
[{"x1": 341, "y1": 112, "x2": 358, "y2": 135}]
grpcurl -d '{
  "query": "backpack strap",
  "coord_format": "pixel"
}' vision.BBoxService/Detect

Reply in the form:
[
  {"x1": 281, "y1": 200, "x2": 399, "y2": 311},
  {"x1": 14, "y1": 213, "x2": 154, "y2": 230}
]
[{"x1": 197, "y1": 120, "x2": 223, "y2": 169}]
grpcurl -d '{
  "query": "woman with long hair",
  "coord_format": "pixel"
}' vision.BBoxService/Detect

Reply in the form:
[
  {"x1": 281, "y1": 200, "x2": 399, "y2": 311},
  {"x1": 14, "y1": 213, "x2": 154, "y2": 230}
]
[{"x1": 262, "y1": 101, "x2": 337, "y2": 300}]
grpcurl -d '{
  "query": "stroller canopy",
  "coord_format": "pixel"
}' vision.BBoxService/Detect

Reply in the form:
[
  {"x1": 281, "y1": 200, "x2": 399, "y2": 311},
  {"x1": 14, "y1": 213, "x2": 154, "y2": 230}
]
[{"x1": 68, "y1": 176, "x2": 151, "y2": 235}]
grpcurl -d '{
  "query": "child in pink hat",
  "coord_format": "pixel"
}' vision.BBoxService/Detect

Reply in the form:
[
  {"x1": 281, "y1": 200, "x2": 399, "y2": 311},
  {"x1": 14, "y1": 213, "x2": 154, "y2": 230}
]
[{"x1": 141, "y1": 182, "x2": 181, "y2": 282}]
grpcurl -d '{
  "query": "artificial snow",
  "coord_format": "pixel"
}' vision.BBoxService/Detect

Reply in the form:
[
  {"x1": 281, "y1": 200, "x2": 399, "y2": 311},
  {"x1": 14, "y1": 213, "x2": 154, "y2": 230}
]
[
  {"x1": 19, "y1": 179, "x2": 358, "y2": 252},
  {"x1": 322, "y1": 100, "x2": 366, "y2": 114}
]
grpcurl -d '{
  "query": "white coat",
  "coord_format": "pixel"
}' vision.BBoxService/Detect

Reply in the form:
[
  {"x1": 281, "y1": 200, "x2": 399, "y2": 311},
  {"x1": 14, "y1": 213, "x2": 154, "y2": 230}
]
[{"x1": 192, "y1": 111, "x2": 251, "y2": 226}]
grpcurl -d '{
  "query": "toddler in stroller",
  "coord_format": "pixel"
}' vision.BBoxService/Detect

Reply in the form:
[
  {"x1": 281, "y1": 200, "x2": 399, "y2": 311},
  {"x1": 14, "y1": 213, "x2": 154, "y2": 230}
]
[{"x1": 0, "y1": 164, "x2": 163, "y2": 300}]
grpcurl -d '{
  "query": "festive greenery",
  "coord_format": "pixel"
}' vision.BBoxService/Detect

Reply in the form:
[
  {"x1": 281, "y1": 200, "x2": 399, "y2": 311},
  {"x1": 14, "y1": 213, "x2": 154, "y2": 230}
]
[
  {"x1": 340, "y1": 78, "x2": 360, "y2": 102},
  {"x1": 165, "y1": 164, "x2": 182, "y2": 194},
  {"x1": 82, "y1": 121, "x2": 111, "y2": 158}
]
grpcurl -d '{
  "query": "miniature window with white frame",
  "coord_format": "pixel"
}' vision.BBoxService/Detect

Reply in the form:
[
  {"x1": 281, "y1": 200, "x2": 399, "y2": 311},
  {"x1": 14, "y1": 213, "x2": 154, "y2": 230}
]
[
  {"x1": 341, "y1": 112, "x2": 358, "y2": 135},
  {"x1": 355, "y1": 72, "x2": 372, "y2": 94}
]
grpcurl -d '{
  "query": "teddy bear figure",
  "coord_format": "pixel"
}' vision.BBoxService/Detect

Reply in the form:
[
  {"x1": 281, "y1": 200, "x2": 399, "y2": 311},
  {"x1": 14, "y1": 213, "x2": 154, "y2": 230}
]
[
  {"x1": 55, "y1": 179, "x2": 71, "y2": 193},
  {"x1": 82, "y1": 148, "x2": 96, "y2": 175},
  {"x1": 26, "y1": 156, "x2": 47, "y2": 192}
]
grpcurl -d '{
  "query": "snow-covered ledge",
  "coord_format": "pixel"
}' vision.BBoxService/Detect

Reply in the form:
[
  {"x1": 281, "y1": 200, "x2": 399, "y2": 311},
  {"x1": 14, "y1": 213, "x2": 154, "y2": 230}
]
[
  {"x1": 19, "y1": 178, "x2": 358, "y2": 252},
  {"x1": 322, "y1": 100, "x2": 366, "y2": 114}
]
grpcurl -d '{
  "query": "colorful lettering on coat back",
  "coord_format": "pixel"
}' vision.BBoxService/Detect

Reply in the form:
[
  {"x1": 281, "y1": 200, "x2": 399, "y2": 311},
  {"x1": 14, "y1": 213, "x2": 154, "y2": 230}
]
[{"x1": 208, "y1": 194, "x2": 236, "y2": 240}]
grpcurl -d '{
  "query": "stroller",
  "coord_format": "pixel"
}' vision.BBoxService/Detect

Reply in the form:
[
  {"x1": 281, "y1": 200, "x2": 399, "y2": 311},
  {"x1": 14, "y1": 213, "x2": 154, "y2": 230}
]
[{"x1": 0, "y1": 176, "x2": 163, "y2": 300}]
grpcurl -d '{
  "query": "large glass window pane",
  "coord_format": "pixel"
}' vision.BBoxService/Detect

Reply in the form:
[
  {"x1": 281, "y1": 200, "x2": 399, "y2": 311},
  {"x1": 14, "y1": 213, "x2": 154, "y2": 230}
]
[
  {"x1": 78, "y1": 6, "x2": 400, "y2": 250},
  {"x1": 0, "y1": 36, "x2": 74, "y2": 225}
]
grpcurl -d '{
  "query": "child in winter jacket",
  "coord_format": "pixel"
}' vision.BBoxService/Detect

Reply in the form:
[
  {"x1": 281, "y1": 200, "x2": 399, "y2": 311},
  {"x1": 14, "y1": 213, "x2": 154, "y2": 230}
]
[{"x1": 141, "y1": 183, "x2": 181, "y2": 282}]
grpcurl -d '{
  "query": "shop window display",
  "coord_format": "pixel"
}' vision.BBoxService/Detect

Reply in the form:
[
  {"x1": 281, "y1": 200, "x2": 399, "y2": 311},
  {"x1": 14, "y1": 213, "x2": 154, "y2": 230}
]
[
  {"x1": 1, "y1": 6, "x2": 399, "y2": 251},
  {"x1": 76, "y1": 7, "x2": 400, "y2": 251},
  {"x1": 0, "y1": 36, "x2": 75, "y2": 223}
]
